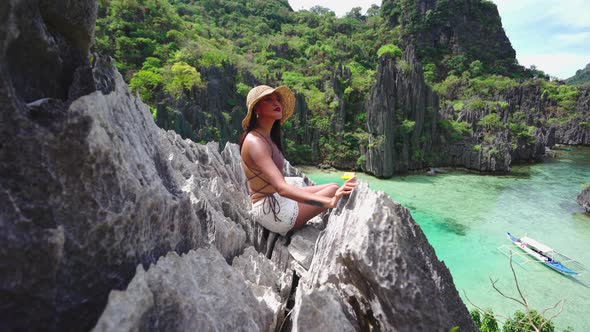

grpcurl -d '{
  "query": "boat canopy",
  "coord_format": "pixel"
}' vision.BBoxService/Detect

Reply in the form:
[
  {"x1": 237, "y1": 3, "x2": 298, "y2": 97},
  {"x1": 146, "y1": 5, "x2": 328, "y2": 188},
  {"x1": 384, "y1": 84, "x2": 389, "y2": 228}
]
[{"x1": 520, "y1": 236, "x2": 554, "y2": 253}]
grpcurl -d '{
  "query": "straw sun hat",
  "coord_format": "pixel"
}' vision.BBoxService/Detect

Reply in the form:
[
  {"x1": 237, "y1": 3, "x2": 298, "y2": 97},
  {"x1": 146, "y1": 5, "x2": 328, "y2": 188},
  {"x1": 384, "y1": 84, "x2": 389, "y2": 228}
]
[{"x1": 242, "y1": 85, "x2": 295, "y2": 130}]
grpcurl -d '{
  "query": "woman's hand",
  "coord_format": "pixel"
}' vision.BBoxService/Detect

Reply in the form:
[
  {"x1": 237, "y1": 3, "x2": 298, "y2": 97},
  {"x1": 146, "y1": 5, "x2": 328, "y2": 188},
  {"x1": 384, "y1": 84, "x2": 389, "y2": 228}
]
[{"x1": 328, "y1": 177, "x2": 357, "y2": 208}]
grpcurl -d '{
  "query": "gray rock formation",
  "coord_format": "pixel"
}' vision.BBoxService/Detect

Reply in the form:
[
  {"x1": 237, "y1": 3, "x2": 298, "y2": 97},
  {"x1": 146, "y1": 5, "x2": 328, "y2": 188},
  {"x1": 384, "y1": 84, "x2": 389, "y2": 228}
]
[
  {"x1": 1, "y1": 8, "x2": 261, "y2": 326},
  {"x1": 556, "y1": 118, "x2": 590, "y2": 145},
  {"x1": 0, "y1": 52, "x2": 262, "y2": 329},
  {"x1": 1, "y1": 0, "x2": 98, "y2": 103},
  {"x1": 439, "y1": 135, "x2": 512, "y2": 173},
  {"x1": 291, "y1": 285, "x2": 356, "y2": 332},
  {"x1": 288, "y1": 93, "x2": 322, "y2": 163},
  {"x1": 93, "y1": 182, "x2": 477, "y2": 332},
  {"x1": 93, "y1": 248, "x2": 275, "y2": 332},
  {"x1": 578, "y1": 186, "x2": 590, "y2": 212},
  {"x1": 298, "y1": 182, "x2": 476, "y2": 331},
  {"x1": 328, "y1": 64, "x2": 365, "y2": 170},
  {"x1": 92, "y1": 264, "x2": 154, "y2": 332},
  {"x1": 232, "y1": 246, "x2": 294, "y2": 330},
  {"x1": 368, "y1": 0, "x2": 588, "y2": 175},
  {"x1": 498, "y1": 82, "x2": 589, "y2": 150}
]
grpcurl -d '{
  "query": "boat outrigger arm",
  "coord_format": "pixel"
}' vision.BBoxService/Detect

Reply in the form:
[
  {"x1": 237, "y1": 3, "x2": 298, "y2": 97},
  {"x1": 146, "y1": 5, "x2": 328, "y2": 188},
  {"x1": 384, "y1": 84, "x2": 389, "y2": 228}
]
[{"x1": 498, "y1": 232, "x2": 583, "y2": 275}]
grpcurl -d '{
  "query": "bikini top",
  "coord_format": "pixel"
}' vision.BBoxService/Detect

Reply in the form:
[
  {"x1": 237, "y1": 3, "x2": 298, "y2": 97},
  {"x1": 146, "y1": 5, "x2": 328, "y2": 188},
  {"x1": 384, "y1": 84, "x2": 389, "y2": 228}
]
[{"x1": 242, "y1": 131, "x2": 285, "y2": 222}]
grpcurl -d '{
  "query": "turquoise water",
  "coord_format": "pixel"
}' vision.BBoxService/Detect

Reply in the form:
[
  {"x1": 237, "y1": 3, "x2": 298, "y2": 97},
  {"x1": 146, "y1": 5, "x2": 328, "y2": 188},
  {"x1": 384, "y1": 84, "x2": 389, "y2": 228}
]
[{"x1": 301, "y1": 146, "x2": 590, "y2": 331}]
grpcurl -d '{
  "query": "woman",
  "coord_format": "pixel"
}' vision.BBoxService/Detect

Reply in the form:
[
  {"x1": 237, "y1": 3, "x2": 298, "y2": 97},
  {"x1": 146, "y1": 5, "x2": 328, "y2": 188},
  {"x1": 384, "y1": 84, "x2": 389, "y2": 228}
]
[{"x1": 240, "y1": 85, "x2": 357, "y2": 236}]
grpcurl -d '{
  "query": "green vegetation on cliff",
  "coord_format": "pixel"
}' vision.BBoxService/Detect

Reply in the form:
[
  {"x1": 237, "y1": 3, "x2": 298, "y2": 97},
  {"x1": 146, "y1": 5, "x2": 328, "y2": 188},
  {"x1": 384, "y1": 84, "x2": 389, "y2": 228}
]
[
  {"x1": 433, "y1": 70, "x2": 581, "y2": 156},
  {"x1": 95, "y1": 0, "x2": 396, "y2": 163},
  {"x1": 381, "y1": 0, "x2": 530, "y2": 81},
  {"x1": 95, "y1": 0, "x2": 587, "y2": 169},
  {"x1": 566, "y1": 63, "x2": 590, "y2": 87}
]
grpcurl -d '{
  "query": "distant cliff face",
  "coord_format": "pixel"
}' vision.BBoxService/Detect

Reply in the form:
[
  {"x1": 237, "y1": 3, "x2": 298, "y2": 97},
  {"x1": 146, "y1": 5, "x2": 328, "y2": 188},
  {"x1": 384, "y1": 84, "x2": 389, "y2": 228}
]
[
  {"x1": 382, "y1": 0, "x2": 517, "y2": 78},
  {"x1": 439, "y1": 78, "x2": 590, "y2": 148},
  {"x1": 365, "y1": 48, "x2": 440, "y2": 177},
  {"x1": 555, "y1": 87, "x2": 590, "y2": 145},
  {"x1": 152, "y1": 62, "x2": 258, "y2": 145},
  {"x1": 365, "y1": 48, "x2": 517, "y2": 177},
  {"x1": 359, "y1": 0, "x2": 546, "y2": 177}
]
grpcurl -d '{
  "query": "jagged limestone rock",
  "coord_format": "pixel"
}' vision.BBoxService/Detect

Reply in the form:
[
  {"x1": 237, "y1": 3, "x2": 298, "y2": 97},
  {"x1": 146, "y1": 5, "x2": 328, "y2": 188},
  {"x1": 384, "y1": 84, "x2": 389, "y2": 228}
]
[
  {"x1": 498, "y1": 83, "x2": 589, "y2": 148},
  {"x1": 554, "y1": 88, "x2": 590, "y2": 145},
  {"x1": 296, "y1": 182, "x2": 477, "y2": 331},
  {"x1": 269, "y1": 236, "x2": 295, "y2": 274},
  {"x1": 510, "y1": 127, "x2": 552, "y2": 162},
  {"x1": 92, "y1": 181, "x2": 479, "y2": 332},
  {"x1": 158, "y1": 62, "x2": 247, "y2": 143},
  {"x1": 288, "y1": 226, "x2": 321, "y2": 270},
  {"x1": 92, "y1": 266, "x2": 154, "y2": 332},
  {"x1": 233, "y1": 247, "x2": 292, "y2": 300},
  {"x1": 233, "y1": 246, "x2": 294, "y2": 330},
  {"x1": 291, "y1": 284, "x2": 357, "y2": 332},
  {"x1": 0, "y1": 50, "x2": 256, "y2": 331},
  {"x1": 365, "y1": 46, "x2": 520, "y2": 176},
  {"x1": 93, "y1": 248, "x2": 274, "y2": 332}
]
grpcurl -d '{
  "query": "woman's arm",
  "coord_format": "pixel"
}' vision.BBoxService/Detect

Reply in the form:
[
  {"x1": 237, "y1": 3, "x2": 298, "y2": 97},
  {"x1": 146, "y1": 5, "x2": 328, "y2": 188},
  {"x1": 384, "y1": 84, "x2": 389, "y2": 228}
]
[{"x1": 244, "y1": 135, "x2": 355, "y2": 208}]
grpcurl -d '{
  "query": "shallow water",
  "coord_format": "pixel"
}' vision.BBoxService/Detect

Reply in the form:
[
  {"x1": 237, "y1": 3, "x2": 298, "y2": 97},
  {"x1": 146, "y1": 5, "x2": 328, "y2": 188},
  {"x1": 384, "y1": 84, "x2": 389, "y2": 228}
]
[{"x1": 301, "y1": 146, "x2": 590, "y2": 331}]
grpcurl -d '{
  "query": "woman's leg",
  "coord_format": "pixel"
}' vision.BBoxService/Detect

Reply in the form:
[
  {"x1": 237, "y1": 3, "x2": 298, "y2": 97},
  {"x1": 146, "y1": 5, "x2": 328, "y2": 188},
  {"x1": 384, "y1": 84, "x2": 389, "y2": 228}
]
[
  {"x1": 293, "y1": 183, "x2": 339, "y2": 229},
  {"x1": 298, "y1": 182, "x2": 338, "y2": 194}
]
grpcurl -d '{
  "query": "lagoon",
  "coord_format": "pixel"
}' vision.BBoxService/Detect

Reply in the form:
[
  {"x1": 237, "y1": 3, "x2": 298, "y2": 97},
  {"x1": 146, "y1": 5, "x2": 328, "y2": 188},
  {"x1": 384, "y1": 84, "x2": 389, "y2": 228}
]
[{"x1": 301, "y1": 146, "x2": 590, "y2": 331}]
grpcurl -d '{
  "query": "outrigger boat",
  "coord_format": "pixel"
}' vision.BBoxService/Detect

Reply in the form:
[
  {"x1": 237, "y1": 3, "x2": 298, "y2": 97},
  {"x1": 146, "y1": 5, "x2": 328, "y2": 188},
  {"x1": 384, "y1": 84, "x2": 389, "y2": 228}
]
[{"x1": 498, "y1": 232, "x2": 582, "y2": 275}]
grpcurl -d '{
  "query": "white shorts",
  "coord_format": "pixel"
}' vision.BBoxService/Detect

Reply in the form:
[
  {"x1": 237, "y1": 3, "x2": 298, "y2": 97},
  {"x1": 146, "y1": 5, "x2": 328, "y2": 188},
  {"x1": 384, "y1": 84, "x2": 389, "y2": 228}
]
[{"x1": 251, "y1": 193, "x2": 299, "y2": 236}]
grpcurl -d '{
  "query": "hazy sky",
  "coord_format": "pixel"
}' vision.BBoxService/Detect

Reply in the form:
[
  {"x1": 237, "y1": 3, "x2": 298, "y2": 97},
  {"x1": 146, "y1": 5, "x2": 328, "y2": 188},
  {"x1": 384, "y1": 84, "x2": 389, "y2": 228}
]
[{"x1": 288, "y1": 0, "x2": 590, "y2": 79}]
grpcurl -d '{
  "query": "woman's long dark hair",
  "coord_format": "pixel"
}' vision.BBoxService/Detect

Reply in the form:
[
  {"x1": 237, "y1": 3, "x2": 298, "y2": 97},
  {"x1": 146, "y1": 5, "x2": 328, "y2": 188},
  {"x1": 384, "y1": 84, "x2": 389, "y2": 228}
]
[{"x1": 239, "y1": 114, "x2": 283, "y2": 153}]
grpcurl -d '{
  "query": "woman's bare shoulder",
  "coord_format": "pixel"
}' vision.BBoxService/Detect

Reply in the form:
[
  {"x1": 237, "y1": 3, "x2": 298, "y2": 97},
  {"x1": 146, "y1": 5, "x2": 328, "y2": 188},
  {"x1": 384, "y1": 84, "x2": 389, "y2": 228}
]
[
  {"x1": 243, "y1": 133, "x2": 273, "y2": 161},
  {"x1": 242, "y1": 132, "x2": 266, "y2": 150},
  {"x1": 241, "y1": 133, "x2": 259, "y2": 157}
]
